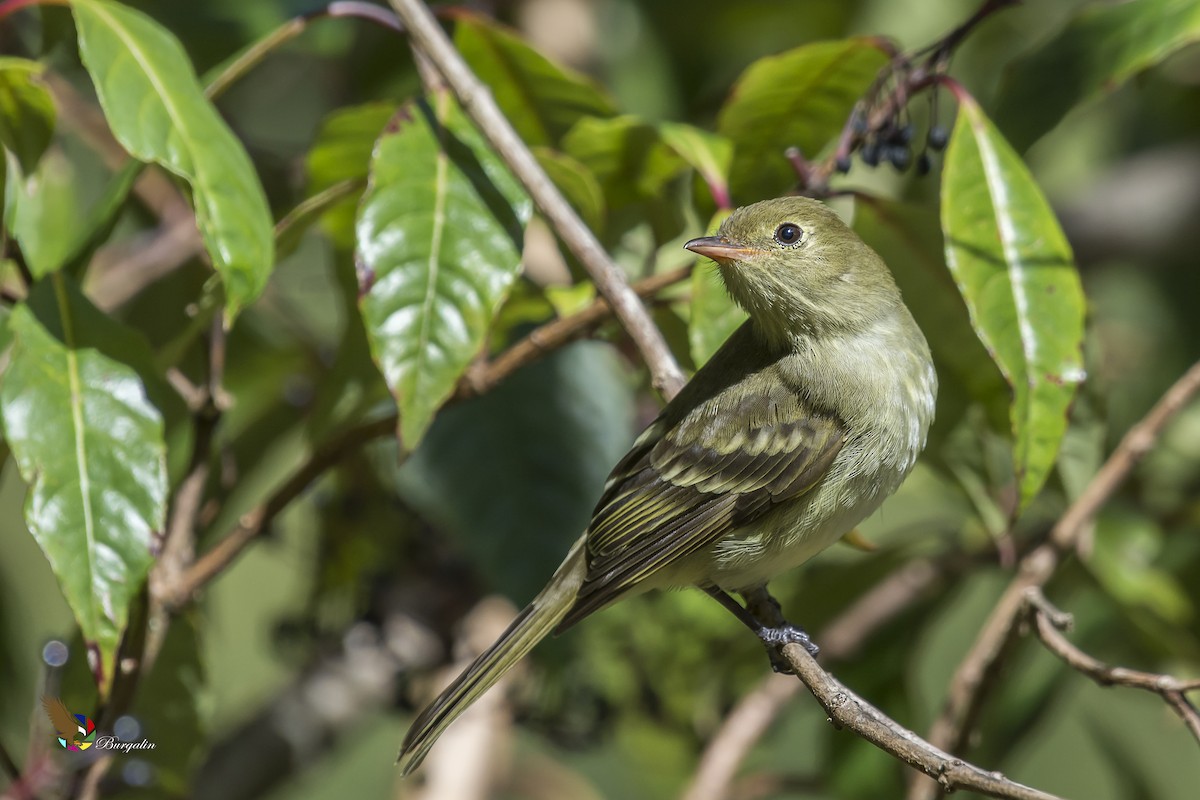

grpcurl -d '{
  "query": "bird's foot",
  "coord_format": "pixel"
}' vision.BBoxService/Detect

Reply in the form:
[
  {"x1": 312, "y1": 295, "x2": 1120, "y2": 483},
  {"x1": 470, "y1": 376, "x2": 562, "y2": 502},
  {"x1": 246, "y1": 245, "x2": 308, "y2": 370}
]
[{"x1": 756, "y1": 624, "x2": 819, "y2": 673}]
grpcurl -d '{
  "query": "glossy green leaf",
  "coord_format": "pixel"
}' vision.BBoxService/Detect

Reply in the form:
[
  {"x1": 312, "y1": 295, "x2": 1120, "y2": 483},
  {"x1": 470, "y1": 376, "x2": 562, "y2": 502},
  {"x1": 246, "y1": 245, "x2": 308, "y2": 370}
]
[
  {"x1": 562, "y1": 115, "x2": 687, "y2": 210},
  {"x1": 659, "y1": 122, "x2": 733, "y2": 209},
  {"x1": 356, "y1": 94, "x2": 532, "y2": 449},
  {"x1": 532, "y1": 146, "x2": 605, "y2": 232},
  {"x1": 306, "y1": 102, "x2": 395, "y2": 249},
  {"x1": 0, "y1": 276, "x2": 167, "y2": 694},
  {"x1": 941, "y1": 94, "x2": 1085, "y2": 512},
  {"x1": 0, "y1": 57, "x2": 55, "y2": 174},
  {"x1": 71, "y1": 0, "x2": 274, "y2": 322},
  {"x1": 717, "y1": 39, "x2": 887, "y2": 202},
  {"x1": 995, "y1": 0, "x2": 1200, "y2": 151},
  {"x1": 454, "y1": 12, "x2": 617, "y2": 148}
]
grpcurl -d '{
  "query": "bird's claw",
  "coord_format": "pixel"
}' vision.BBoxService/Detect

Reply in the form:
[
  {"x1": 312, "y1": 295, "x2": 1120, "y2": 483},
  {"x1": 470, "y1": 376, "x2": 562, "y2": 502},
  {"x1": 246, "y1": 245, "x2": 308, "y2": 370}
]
[{"x1": 757, "y1": 624, "x2": 819, "y2": 672}]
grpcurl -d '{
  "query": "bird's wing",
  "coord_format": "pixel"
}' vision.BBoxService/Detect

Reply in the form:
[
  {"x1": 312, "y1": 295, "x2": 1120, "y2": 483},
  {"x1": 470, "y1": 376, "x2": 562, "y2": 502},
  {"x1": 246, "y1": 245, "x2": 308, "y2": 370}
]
[
  {"x1": 558, "y1": 353, "x2": 845, "y2": 630},
  {"x1": 42, "y1": 696, "x2": 79, "y2": 739}
]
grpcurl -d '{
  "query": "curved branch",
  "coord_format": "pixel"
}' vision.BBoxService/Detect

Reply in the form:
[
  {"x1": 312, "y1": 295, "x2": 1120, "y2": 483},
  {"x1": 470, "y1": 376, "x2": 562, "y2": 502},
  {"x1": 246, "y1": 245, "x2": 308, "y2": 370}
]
[
  {"x1": 387, "y1": 0, "x2": 687, "y2": 400},
  {"x1": 911, "y1": 358, "x2": 1200, "y2": 800},
  {"x1": 682, "y1": 558, "x2": 944, "y2": 800},
  {"x1": 1024, "y1": 588, "x2": 1200, "y2": 745},
  {"x1": 779, "y1": 643, "x2": 1063, "y2": 800}
]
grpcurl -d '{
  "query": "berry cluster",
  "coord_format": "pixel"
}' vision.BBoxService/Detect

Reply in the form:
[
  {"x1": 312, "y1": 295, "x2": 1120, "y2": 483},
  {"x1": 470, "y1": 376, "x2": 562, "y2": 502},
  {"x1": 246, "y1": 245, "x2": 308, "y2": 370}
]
[{"x1": 836, "y1": 121, "x2": 949, "y2": 176}]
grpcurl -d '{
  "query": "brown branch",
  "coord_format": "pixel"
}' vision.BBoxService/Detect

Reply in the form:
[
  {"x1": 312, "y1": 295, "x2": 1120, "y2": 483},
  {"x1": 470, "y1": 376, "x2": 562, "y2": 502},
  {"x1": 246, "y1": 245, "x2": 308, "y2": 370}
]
[
  {"x1": 682, "y1": 557, "x2": 945, "y2": 800},
  {"x1": 910, "y1": 358, "x2": 1200, "y2": 800},
  {"x1": 1024, "y1": 588, "x2": 1200, "y2": 745},
  {"x1": 387, "y1": 0, "x2": 686, "y2": 400},
  {"x1": 778, "y1": 642, "x2": 1064, "y2": 800},
  {"x1": 162, "y1": 267, "x2": 692, "y2": 608}
]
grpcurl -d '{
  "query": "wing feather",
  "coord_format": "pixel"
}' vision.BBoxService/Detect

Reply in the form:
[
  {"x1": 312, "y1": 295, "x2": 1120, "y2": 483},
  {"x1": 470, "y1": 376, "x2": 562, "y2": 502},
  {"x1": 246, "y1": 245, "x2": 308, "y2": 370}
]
[{"x1": 557, "y1": 324, "x2": 846, "y2": 631}]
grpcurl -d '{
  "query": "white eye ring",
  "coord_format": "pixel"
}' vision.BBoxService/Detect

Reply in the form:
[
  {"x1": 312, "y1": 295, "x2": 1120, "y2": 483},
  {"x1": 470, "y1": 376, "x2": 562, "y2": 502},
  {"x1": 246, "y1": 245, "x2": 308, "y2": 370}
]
[{"x1": 774, "y1": 222, "x2": 804, "y2": 247}]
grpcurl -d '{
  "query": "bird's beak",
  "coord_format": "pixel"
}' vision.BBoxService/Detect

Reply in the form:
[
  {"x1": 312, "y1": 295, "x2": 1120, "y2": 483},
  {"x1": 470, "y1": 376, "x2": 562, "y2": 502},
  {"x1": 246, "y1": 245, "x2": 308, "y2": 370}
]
[{"x1": 684, "y1": 236, "x2": 762, "y2": 265}]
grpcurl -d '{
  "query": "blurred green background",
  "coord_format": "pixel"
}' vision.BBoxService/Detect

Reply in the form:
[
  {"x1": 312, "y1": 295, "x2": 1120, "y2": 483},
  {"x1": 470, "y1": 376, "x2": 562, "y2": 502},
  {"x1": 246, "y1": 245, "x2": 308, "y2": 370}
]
[{"x1": 2, "y1": 1, "x2": 1200, "y2": 798}]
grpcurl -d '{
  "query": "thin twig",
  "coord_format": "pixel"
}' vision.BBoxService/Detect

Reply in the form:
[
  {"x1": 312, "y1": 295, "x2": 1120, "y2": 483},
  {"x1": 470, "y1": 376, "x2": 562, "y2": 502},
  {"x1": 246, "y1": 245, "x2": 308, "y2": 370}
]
[
  {"x1": 1024, "y1": 588, "x2": 1200, "y2": 745},
  {"x1": 682, "y1": 558, "x2": 944, "y2": 800},
  {"x1": 387, "y1": 0, "x2": 686, "y2": 400},
  {"x1": 911, "y1": 358, "x2": 1200, "y2": 800},
  {"x1": 163, "y1": 267, "x2": 693, "y2": 608},
  {"x1": 778, "y1": 643, "x2": 1063, "y2": 800}
]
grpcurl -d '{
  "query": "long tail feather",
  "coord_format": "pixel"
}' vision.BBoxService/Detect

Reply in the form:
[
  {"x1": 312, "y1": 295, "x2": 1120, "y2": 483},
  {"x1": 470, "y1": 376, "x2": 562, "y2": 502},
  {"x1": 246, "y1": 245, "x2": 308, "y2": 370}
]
[{"x1": 397, "y1": 536, "x2": 587, "y2": 775}]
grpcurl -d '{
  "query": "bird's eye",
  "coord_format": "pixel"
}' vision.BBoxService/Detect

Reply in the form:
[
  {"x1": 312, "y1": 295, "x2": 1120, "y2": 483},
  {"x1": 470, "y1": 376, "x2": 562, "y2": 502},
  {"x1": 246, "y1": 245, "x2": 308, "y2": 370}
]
[{"x1": 774, "y1": 223, "x2": 804, "y2": 246}]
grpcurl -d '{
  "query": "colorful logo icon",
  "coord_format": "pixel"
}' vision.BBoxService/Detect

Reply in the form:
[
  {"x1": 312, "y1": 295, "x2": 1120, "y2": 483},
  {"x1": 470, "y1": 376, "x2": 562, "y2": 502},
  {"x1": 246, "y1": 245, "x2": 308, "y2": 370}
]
[{"x1": 42, "y1": 697, "x2": 96, "y2": 751}]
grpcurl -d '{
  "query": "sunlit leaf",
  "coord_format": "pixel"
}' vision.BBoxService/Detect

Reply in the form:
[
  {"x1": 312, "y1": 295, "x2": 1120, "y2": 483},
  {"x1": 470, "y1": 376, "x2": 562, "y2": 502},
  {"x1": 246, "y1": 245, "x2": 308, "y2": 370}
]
[
  {"x1": 562, "y1": 115, "x2": 686, "y2": 210},
  {"x1": 0, "y1": 57, "x2": 55, "y2": 174},
  {"x1": 71, "y1": 0, "x2": 274, "y2": 322},
  {"x1": 454, "y1": 12, "x2": 616, "y2": 147},
  {"x1": 0, "y1": 277, "x2": 167, "y2": 694},
  {"x1": 717, "y1": 39, "x2": 887, "y2": 201},
  {"x1": 658, "y1": 122, "x2": 733, "y2": 209},
  {"x1": 356, "y1": 94, "x2": 532, "y2": 449},
  {"x1": 687, "y1": 210, "x2": 743, "y2": 367},
  {"x1": 941, "y1": 93, "x2": 1086, "y2": 512},
  {"x1": 996, "y1": 0, "x2": 1200, "y2": 151}
]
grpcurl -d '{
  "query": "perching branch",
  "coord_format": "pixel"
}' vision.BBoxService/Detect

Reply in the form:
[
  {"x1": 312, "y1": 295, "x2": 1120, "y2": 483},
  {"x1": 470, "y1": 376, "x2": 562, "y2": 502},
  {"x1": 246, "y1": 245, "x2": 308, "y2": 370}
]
[
  {"x1": 160, "y1": 266, "x2": 693, "y2": 609},
  {"x1": 682, "y1": 557, "x2": 945, "y2": 800},
  {"x1": 778, "y1": 643, "x2": 1064, "y2": 800},
  {"x1": 387, "y1": 0, "x2": 687, "y2": 400},
  {"x1": 910, "y1": 358, "x2": 1200, "y2": 800},
  {"x1": 1023, "y1": 588, "x2": 1200, "y2": 745}
]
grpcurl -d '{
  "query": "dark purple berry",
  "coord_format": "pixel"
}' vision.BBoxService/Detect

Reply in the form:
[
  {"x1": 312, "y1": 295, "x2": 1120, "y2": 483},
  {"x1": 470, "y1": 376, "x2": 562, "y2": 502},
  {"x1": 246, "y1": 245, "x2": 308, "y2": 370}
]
[
  {"x1": 928, "y1": 125, "x2": 949, "y2": 151},
  {"x1": 888, "y1": 145, "x2": 911, "y2": 171},
  {"x1": 897, "y1": 123, "x2": 914, "y2": 144},
  {"x1": 861, "y1": 142, "x2": 881, "y2": 167},
  {"x1": 835, "y1": 155, "x2": 852, "y2": 174},
  {"x1": 916, "y1": 152, "x2": 932, "y2": 176}
]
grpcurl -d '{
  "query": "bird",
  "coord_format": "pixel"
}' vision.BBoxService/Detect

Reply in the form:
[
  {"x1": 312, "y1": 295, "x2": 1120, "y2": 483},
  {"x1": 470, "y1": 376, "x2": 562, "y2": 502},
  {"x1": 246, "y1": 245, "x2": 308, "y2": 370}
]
[
  {"x1": 42, "y1": 696, "x2": 83, "y2": 749},
  {"x1": 397, "y1": 195, "x2": 937, "y2": 774}
]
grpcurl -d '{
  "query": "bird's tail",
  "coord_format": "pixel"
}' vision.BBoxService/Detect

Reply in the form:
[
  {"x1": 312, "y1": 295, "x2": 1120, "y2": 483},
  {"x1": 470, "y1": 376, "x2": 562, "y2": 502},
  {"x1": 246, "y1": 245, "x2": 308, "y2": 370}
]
[{"x1": 397, "y1": 535, "x2": 588, "y2": 775}]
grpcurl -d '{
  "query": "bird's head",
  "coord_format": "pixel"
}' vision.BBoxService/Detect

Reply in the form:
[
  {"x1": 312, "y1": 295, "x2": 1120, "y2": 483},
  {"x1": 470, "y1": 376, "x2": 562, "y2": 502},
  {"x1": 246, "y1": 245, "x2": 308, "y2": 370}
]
[{"x1": 685, "y1": 197, "x2": 901, "y2": 345}]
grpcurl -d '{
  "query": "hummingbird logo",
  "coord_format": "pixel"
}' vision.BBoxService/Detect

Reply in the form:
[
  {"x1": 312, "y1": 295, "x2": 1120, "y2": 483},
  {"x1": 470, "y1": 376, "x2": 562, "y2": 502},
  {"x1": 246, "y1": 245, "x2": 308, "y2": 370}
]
[{"x1": 42, "y1": 697, "x2": 96, "y2": 751}]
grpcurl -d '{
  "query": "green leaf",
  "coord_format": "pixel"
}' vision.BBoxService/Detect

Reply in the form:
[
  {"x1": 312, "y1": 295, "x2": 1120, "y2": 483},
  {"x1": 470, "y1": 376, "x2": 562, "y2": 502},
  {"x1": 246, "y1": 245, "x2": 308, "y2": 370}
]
[
  {"x1": 0, "y1": 57, "x2": 55, "y2": 174},
  {"x1": 0, "y1": 276, "x2": 167, "y2": 694},
  {"x1": 995, "y1": 0, "x2": 1200, "y2": 151},
  {"x1": 454, "y1": 12, "x2": 617, "y2": 148},
  {"x1": 71, "y1": 0, "x2": 274, "y2": 322},
  {"x1": 306, "y1": 102, "x2": 395, "y2": 249},
  {"x1": 717, "y1": 39, "x2": 886, "y2": 202},
  {"x1": 532, "y1": 146, "x2": 605, "y2": 232},
  {"x1": 941, "y1": 93, "x2": 1085, "y2": 512},
  {"x1": 4, "y1": 149, "x2": 78, "y2": 278},
  {"x1": 688, "y1": 266, "x2": 744, "y2": 368},
  {"x1": 687, "y1": 210, "x2": 743, "y2": 367},
  {"x1": 562, "y1": 114, "x2": 687, "y2": 210},
  {"x1": 396, "y1": 341, "x2": 634, "y2": 600},
  {"x1": 1090, "y1": 510, "x2": 1192, "y2": 625},
  {"x1": 5, "y1": 150, "x2": 141, "y2": 281},
  {"x1": 356, "y1": 94, "x2": 533, "y2": 449},
  {"x1": 659, "y1": 122, "x2": 733, "y2": 209}
]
